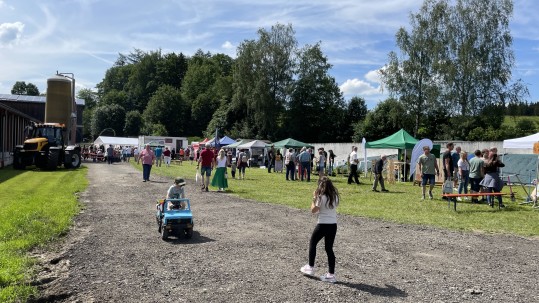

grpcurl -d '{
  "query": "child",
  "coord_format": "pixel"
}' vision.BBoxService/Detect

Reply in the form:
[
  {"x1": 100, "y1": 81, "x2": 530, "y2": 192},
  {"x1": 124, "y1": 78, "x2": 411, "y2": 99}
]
[
  {"x1": 167, "y1": 177, "x2": 186, "y2": 210},
  {"x1": 231, "y1": 161, "x2": 237, "y2": 179},
  {"x1": 300, "y1": 176, "x2": 340, "y2": 283}
]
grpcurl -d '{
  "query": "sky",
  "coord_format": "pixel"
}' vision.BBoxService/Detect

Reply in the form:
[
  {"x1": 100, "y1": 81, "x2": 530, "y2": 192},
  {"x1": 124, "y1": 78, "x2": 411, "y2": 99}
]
[{"x1": 0, "y1": 0, "x2": 538, "y2": 109}]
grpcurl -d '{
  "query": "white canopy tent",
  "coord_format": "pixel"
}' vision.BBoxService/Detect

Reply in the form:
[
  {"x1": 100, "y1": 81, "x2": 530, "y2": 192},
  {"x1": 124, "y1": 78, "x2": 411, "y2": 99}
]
[
  {"x1": 237, "y1": 140, "x2": 268, "y2": 166},
  {"x1": 502, "y1": 133, "x2": 539, "y2": 207},
  {"x1": 503, "y1": 132, "x2": 539, "y2": 150},
  {"x1": 94, "y1": 136, "x2": 138, "y2": 147}
]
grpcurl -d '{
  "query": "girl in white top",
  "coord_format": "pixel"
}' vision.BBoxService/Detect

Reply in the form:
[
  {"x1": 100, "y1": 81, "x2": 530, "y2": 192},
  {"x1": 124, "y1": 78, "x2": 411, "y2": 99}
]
[
  {"x1": 457, "y1": 152, "x2": 470, "y2": 197},
  {"x1": 300, "y1": 176, "x2": 339, "y2": 283}
]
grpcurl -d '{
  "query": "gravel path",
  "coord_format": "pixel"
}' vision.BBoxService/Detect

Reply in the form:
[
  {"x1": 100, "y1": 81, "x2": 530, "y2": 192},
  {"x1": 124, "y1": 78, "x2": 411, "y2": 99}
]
[{"x1": 32, "y1": 161, "x2": 539, "y2": 302}]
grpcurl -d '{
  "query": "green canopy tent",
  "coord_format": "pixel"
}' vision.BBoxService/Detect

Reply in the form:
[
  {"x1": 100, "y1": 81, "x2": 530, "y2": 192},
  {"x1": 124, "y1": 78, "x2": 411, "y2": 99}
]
[
  {"x1": 269, "y1": 138, "x2": 314, "y2": 149},
  {"x1": 365, "y1": 129, "x2": 440, "y2": 181},
  {"x1": 365, "y1": 129, "x2": 440, "y2": 156}
]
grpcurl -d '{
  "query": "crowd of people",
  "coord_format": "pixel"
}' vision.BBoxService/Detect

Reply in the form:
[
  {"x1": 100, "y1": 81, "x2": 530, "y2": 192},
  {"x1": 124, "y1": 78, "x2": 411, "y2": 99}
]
[{"x1": 417, "y1": 142, "x2": 505, "y2": 207}]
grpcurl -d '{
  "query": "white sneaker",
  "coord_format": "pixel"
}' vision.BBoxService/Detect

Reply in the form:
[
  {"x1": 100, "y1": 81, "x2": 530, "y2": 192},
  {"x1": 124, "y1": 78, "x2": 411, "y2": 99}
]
[
  {"x1": 421, "y1": 195, "x2": 425, "y2": 200},
  {"x1": 300, "y1": 264, "x2": 314, "y2": 275},
  {"x1": 457, "y1": 197, "x2": 462, "y2": 201},
  {"x1": 320, "y1": 273, "x2": 336, "y2": 283},
  {"x1": 429, "y1": 192, "x2": 433, "y2": 200}
]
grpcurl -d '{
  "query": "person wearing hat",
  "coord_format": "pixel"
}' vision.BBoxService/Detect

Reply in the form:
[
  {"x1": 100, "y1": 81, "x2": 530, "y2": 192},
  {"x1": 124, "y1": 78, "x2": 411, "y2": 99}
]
[
  {"x1": 167, "y1": 177, "x2": 186, "y2": 210},
  {"x1": 197, "y1": 143, "x2": 215, "y2": 191},
  {"x1": 372, "y1": 155, "x2": 388, "y2": 192}
]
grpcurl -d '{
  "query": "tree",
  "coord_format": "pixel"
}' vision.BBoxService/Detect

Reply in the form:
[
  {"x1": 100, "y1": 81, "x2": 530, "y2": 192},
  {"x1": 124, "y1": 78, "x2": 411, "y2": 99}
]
[
  {"x1": 182, "y1": 51, "x2": 234, "y2": 136},
  {"x1": 352, "y1": 98, "x2": 413, "y2": 141},
  {"x1": 287, "y1": 43, "x2": 345, "y2": 142},
  {"x1": 379, "y1": 0, "x2": 447, "y2": 136},
  {"x1": 77, "y1": 88, "x2": 98, "y2": 109},
  {"x1": 11, "y1": 81, "x2": 40, "y2": 95},
  {"x1": 91, "y1": 104, "x2": 126, "y2": 138},
  {"x1": 126, "y1": 49, "x2": 162, "y2": 111},
  {"x1": 124, "y1": 110, "x2": 142, "y2": 137},
  {"x1": 343, "y1": 96, "x2": 369, "y2": 141},
  {"x1": 438, "y1": 0, "x2": 517, "y2": 116},
  {"x1": 25, "y1": 83, "x2": 40, "y2": 96},
  {"x1": 142, "y1": 85, "x2": 187, "y2": 136},
  {"x1": 381, "y1": 0, "x2": 527, "y2": 140},
  {"x1": 156, "y1": 52, "x2": 188, "y2": 89},
  {"x1": 233, "y1": 23, "x2": 297, "y2": 139}
]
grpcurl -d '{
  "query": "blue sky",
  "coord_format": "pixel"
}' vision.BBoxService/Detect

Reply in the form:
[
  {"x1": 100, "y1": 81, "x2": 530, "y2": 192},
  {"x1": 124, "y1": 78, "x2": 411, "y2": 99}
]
[{"x1": 0, "y1": 0, "x2": 537, "y2": 108}]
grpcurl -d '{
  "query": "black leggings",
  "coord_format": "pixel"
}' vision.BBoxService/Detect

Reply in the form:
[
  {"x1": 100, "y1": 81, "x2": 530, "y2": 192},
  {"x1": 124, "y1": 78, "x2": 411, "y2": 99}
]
[{"x1": 308, "y1": 223, "x2": 337, "y2": 274}]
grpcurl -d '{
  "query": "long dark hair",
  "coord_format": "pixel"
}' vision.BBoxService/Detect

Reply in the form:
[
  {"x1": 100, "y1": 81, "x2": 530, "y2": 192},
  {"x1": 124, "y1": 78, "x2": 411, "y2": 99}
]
[
  {"x1": 486, "y1": 153, "x2": 499, "y2": 168},
  {"x1": 314, "y1": 176, "x2": 339, "y2": 208}
]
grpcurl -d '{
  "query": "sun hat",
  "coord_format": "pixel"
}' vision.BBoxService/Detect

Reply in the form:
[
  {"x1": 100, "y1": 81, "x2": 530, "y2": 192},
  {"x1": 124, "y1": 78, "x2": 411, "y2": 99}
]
[{"x1": 174, "y1": 177, "x2": 186, "y2": 186}]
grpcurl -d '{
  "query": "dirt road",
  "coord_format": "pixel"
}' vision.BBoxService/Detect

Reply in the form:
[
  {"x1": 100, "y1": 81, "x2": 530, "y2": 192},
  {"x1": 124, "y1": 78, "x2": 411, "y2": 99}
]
[{"x1": 33, "y1": 161, "x2": 538, "y2": 302}]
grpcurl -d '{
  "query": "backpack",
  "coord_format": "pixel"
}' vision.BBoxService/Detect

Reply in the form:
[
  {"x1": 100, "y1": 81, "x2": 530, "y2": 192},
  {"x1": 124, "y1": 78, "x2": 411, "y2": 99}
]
[{"x1": 242, "y1": 155, "x2": 248, "y2": 163}]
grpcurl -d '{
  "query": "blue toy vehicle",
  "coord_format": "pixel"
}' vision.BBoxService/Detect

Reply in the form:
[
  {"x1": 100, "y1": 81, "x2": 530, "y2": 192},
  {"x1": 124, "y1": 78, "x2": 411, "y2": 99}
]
[{"x1": 156, "y1": 198, "x2": 194, "y2": 240}]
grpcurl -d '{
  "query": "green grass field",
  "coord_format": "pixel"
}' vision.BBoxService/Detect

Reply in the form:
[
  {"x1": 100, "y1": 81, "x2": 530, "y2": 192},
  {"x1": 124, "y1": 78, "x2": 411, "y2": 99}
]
[
  {"x1": 0, "y1": 166, "x2": 87, "y2": 303},
  {"x1": 141, "y1": 161, "x2": 539, "y2": 237},
  {"x1": 503, "y1": 115, "x2": 539, "y2": 128}
]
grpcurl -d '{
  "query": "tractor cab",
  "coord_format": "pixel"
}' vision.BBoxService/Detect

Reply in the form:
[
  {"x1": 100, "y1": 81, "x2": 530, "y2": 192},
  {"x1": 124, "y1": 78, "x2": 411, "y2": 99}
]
[{"x1": 25, "y1": 123, "x2": 66, "y2": 149}]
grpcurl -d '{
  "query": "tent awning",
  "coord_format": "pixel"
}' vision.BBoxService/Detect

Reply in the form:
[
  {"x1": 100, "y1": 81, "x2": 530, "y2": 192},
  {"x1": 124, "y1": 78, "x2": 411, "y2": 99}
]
[
  {"x1": 365, "y1": 129, "x2": 418, "y2": 149},
  {"x1": 224, "y1": 139, "x2": 251, "y2": 148},
  {"x1": 270, "y1": 138, "x2": 313, "y2": 149},
  {"x1": 237, "y1": 140, "x2": 268, "y2": 149},
  {"x1": 94, "y1": 136, "x2": 138, "y2": 147},
  {"x1": 219, "y1": 136, "x2": 236, "y2": 145},
  {"x1": 365, "y1": 129, "x2": 440, "y2": 156},
  {"x1": 503, "y1": 132, "x2": 539, "y2": 149}
]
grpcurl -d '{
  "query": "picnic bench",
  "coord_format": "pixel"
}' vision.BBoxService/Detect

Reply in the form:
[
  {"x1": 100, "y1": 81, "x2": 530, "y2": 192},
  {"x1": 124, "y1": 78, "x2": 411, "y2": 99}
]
[{"x1": 441, "y1": 193, "x2": 506, "y2": 211}]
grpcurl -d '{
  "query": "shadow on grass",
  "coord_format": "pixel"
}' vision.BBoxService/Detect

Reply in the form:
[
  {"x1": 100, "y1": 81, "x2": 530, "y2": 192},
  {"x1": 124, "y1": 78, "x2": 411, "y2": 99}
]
[
  {"x1": 303, "y1": 275, "x2": 407, "y2": 297},
  {"x1": 0, "y1": 165, "x2": 27, "y2": 183},
  {"x1": 0, "y1": 164, "x2": 88, "y2": 182}
]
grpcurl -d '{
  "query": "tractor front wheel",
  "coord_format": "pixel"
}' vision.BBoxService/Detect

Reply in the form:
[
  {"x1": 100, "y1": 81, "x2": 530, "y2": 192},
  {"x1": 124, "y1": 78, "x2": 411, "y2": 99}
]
[{"x1": 45, "y1": 150, "x2": 59, "y2": 170}]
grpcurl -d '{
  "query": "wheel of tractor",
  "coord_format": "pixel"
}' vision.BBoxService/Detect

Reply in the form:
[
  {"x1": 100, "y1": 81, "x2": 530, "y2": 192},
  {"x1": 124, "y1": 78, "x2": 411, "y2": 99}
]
[
  {"x1": 46, "y1": 150, "x2": 59, "y2": 170},
  {"x1": 185, "y1": 228, "x2": 193, "y2": 239},
  {"x1": 13, "y1": 152, "x2": 25, "y2": 169},
  {"x1": 64, "y1": 151, "x2": 81, "y2": 169},
  {"x1": 161, "y1": 226, "x2": 169, "y2": 240}
]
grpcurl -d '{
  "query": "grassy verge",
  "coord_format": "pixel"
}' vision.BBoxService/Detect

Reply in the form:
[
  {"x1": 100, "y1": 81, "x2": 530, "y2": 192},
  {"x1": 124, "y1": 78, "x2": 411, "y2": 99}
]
[
  {"x1": 139, "y1": 161, "x2": 539, "y2": 237},
  {"x1": 0, "y1": 166, "x2": 87, "y2": 303}
]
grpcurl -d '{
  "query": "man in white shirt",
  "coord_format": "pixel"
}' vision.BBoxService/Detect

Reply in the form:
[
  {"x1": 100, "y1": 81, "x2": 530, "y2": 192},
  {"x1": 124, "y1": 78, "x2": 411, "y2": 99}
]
[{"x1": 347, "y1": 146, "x2": 360, "y2": 184}]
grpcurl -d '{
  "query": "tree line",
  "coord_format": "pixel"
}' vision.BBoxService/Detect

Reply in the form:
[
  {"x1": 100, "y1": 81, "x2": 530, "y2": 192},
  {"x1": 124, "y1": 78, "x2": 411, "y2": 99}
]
[{"x1": 76, "y1": 24, "x2": 366, "y2": 143}]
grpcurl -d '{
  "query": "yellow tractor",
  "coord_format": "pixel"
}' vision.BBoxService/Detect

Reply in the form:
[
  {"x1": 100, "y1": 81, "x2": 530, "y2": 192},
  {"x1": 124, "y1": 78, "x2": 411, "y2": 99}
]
[{"x1": 13, "y1": 74, "x2": 81, "y2": 170}]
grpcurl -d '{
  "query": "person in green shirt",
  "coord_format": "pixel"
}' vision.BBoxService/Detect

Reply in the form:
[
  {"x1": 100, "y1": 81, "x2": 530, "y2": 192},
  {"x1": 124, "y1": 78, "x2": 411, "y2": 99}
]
[
  {"x1": 468, "y1": 150, "x2": 484, "y2": 203},
  {"x1": 417, "y1": 146, "x2": 440, "y2": 200}
]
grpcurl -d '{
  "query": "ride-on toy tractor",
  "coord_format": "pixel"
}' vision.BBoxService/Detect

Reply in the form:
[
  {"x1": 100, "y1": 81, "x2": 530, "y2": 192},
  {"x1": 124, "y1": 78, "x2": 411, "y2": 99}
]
[{"x1": 156, "y1": 198, "x2": 194, "y2": 240}]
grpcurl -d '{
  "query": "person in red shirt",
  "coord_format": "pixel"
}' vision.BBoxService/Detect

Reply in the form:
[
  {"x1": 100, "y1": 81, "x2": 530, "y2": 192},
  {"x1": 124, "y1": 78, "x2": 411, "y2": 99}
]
[
  {"x1": 197, "y1": 143, "x2": 215, "y2": 192},
  {"x1": 163, "y1": 147, "x2": 172, "y2": 167}
]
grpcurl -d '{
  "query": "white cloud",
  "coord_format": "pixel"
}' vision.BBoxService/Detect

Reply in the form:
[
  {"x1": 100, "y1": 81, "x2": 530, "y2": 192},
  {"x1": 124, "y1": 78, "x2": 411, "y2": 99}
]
[
  {"x1": 365, "y1": 69, "x2": 382, "y2": 84},
  {"x1": 340, "y1": 78, "x2": 381, "y2": 97},
  {"x1": 222, "y1": 41, "x2": 234, "y2": 50},
  {"x1": 0, "y1": 21, "x2": 24, "y2": 47}
]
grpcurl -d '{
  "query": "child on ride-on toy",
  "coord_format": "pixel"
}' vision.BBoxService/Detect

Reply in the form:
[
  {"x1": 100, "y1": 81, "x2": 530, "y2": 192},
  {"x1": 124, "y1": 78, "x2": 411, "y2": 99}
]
[{"x1": 167, "y1": 177, "x2": 186, "y2": 210}]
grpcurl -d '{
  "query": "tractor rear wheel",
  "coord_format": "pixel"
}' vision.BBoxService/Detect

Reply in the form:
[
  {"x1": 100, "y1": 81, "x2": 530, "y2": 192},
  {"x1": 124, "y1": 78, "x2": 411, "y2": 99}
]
[
  {"x1": 13, "y1": 150, "x2": 25, "y2": 169},
  {"x1": 64, "y1": 151, "x2": 81, "y2": 169}
]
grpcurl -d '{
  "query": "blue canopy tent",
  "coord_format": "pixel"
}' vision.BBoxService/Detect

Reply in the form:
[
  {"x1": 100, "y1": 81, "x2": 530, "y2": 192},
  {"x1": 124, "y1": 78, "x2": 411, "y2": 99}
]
[{"x1": 219, "y1": 136, "x2": 236, "y2": 146}]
